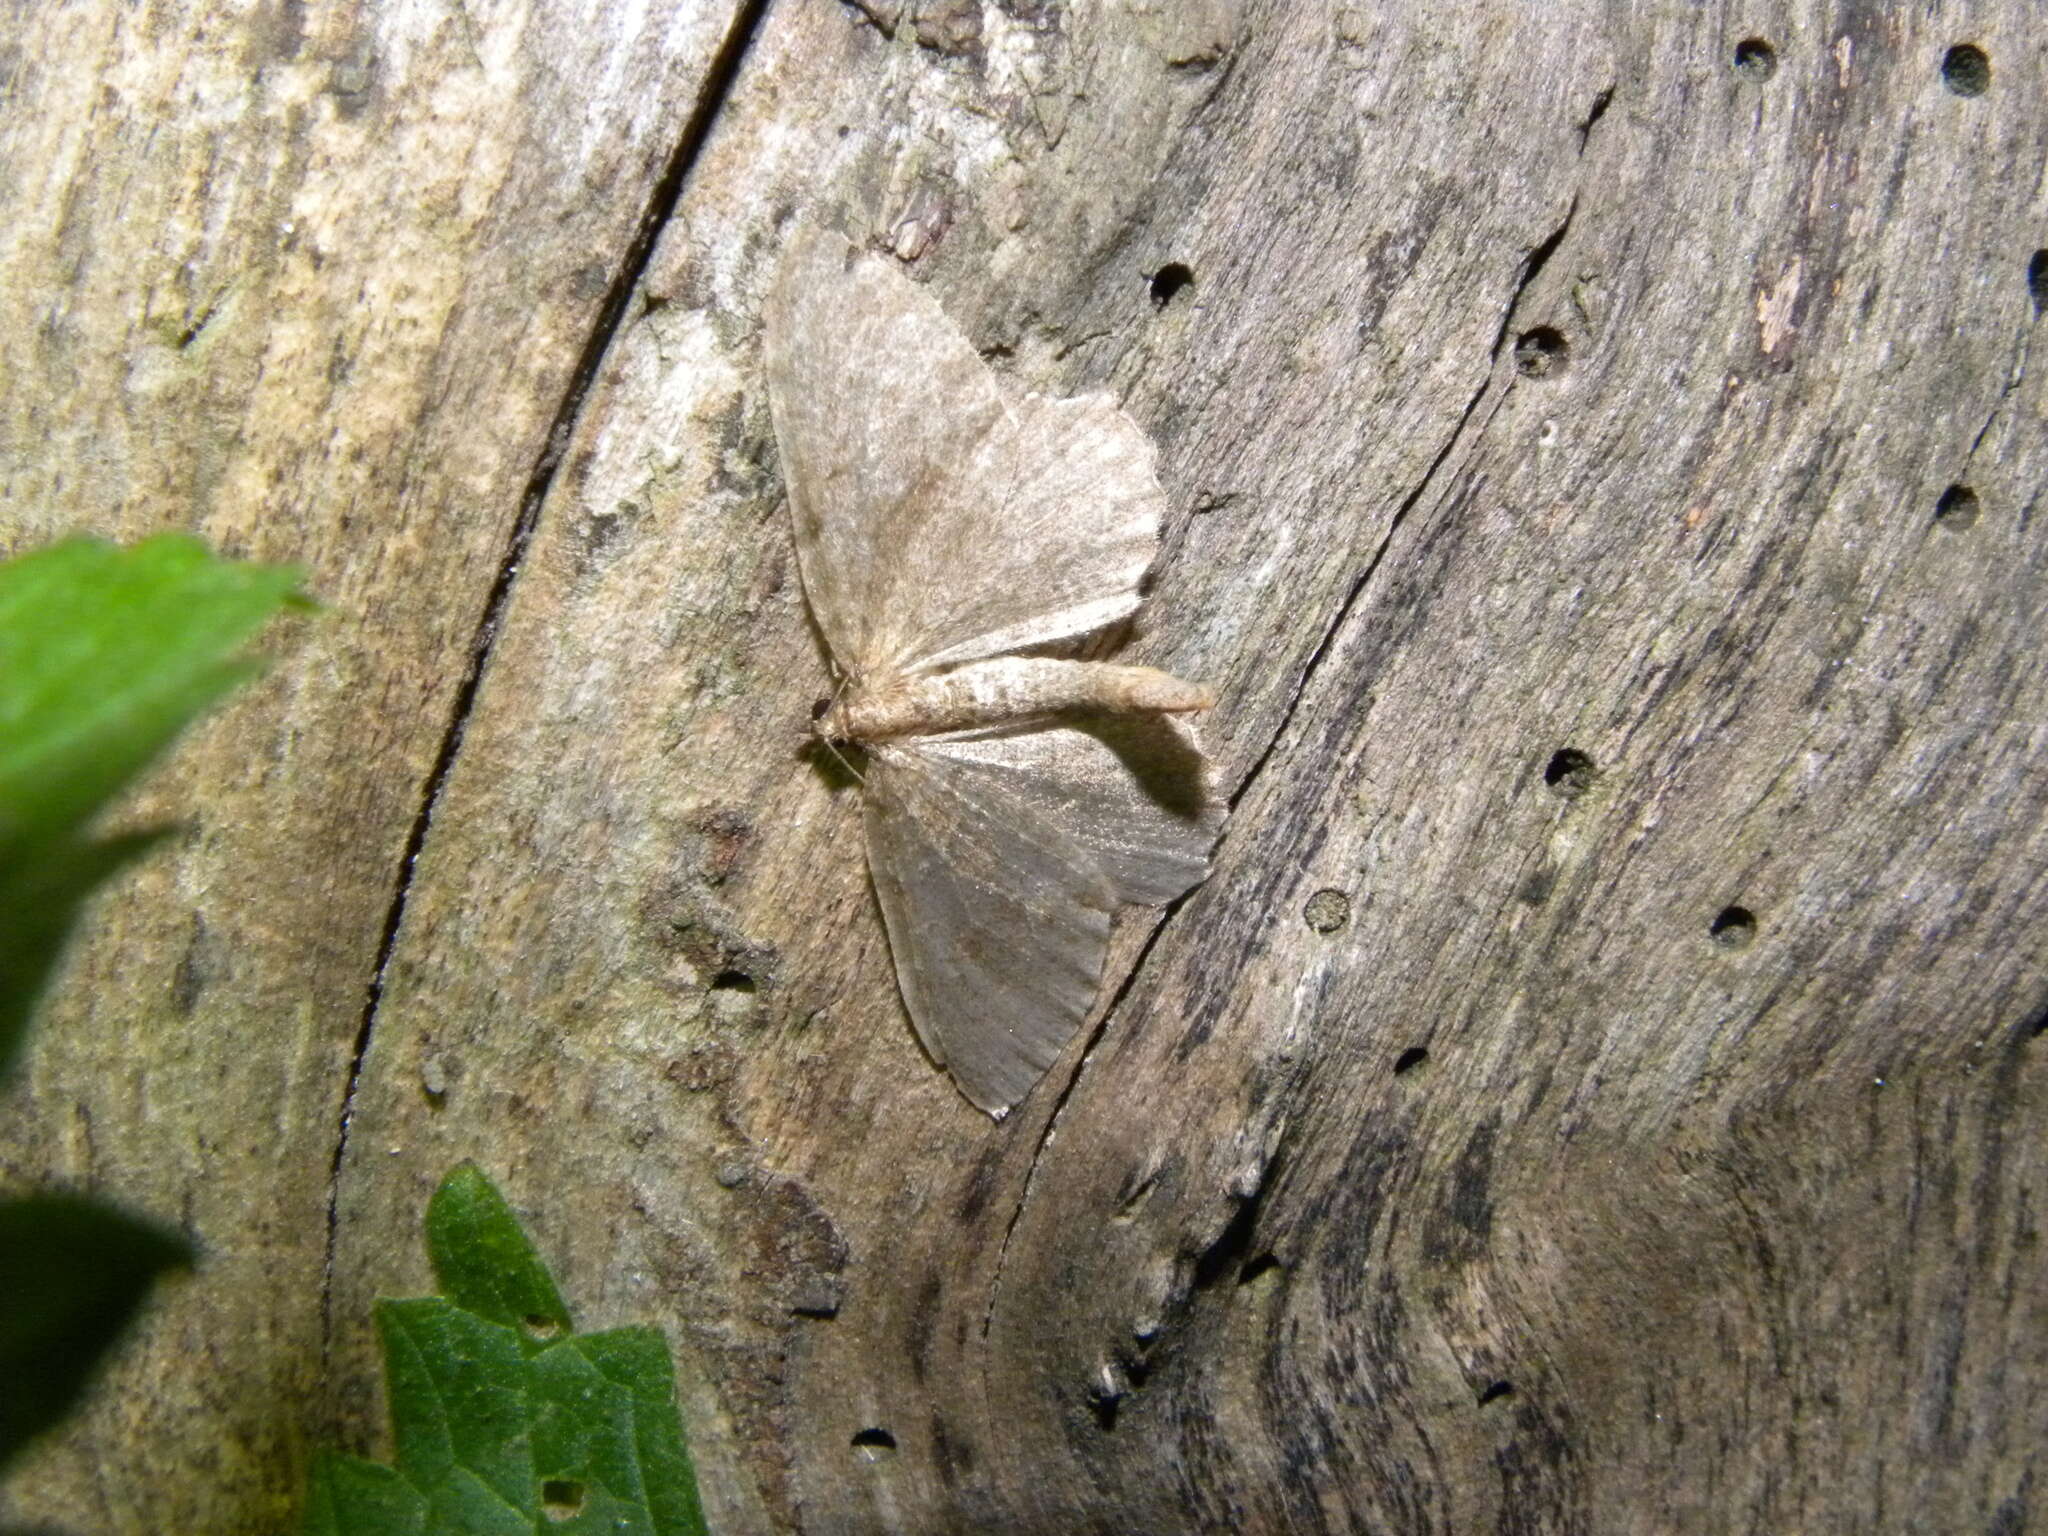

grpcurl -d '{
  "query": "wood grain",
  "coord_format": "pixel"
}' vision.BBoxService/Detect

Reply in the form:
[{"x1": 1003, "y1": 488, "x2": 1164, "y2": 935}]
[
  {"x1": 8, "y1": 0, "x2": 2047, "y2": 1530},
  {"x1": 0, "y1": 0, "x2": 753, "y2": 1527}
]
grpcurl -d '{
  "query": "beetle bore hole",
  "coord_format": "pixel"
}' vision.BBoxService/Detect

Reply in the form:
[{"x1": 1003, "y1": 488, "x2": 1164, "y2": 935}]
[
  {"x1": 1393, "y1": 1046, "x2": 1430, "y2": 1076},
  {"x1": 1239, "y1": 1252, "x2": 1282, "y2": 1285},
  {"x1": 1941, "y1": 44, "x2": 1989, "y2": 97},
  {"x1": 710, "y1": 968, "x2": 756, "y2": 994},
  {"x1": 1934, "y1": 483, "x2": 1980, "y2": 528},
  {"x1": 851, "y1": 1427, "x2": 897, "y2": 1460},
  {"x1": 1710, "y1": 905, "x2": 1757, "y2": 949},
  {"x1": 1732, "y1": 38, "x2": 1777, "y2": 82},
  {"x1": 2029, "y1": 252, "x2": 2048, "y2": 318},
  {"x1": 541, "y1": 1481, "x2": 585, "y2": 1521},
  {"x1": 1088, "y1": 1388, "x2": 1122, "y2": 1431},
  {"x1": 521, "y1": 1314, "x2": 563, "y2": 1340},
  {"x1": 1543, "y1": 748, "x2": 1596, "y2": 798},
  {"x1": 1304, "y1": 888, "x2": 1351, "y2": 933},
  {"x1": 1514, "y1": 326, "x2": 1569, "y2": 378},
  {"x1": 1478, "y1": 1380, "x2": 1516, "y2": 1406},
  {"x1": 1150, "y1": 262, "x2": 1194, "y2": 308}
]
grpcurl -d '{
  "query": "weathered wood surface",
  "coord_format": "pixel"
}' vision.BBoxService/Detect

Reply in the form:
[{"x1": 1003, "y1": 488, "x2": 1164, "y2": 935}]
[
  {"x1": 6, "y1": 0, "x2": 2047, "y2": 1531},
  {"x1": 0, "y1": 0, "x2": 756, "y2": 1527}
]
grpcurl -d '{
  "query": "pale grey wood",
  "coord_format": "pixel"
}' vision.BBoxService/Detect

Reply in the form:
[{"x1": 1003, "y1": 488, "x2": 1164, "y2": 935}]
[
  {"x1": 0, "y1": 0, "x2": 750, "y2": 1529},
  {"x1": 11, "y1": 0, "x2": 2048, "y2": 1531}
]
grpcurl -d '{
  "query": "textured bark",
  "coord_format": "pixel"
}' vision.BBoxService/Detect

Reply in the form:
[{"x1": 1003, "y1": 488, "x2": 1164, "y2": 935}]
[
  {"x1": 5, "y1": 1, "x2": 2046, "y2": 1532},
  {"x1": 0, "y1": 0, "x2": 758, "y2": 1526}
]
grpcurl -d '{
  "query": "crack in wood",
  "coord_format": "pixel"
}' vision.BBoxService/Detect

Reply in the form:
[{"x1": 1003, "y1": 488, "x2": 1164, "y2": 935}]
[
  {"x1": 976, "y1": 194, "x2": 1591, "y2": 1353},
  {"x1": 1964, "y1": 324, "x2": 2032, "y2": 464},
  {"x1": 1488, "y1": 196, "x2": 1578, "y2": 360},
  {"x1": 313, "y1": 0, "x2": 776, "y2": 1362},
  {"x1": 1223, "y1": 370, "x2": 1493, "y2": 827},
  {"x1": 976, "y1": 168, "x2": 1598, "y2": 1368},
  {"x1": 1576, "y1": 81, "x2": 1615, "y2": 152},
  {"x1": 979, "y1": 872, "x2": 1208, "y2": 1346},
  {"x1": 1217, "y1": 199, "x2": 1584, "y2": 834}
]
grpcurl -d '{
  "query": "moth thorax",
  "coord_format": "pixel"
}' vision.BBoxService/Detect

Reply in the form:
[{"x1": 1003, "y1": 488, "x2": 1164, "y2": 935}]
[{"x1": 813, "y1": 695, "x2": 861, "y2": 746}]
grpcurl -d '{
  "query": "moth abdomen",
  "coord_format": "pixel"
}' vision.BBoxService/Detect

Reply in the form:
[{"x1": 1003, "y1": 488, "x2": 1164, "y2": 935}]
[{"x1": 824, "y1": 657, "x2": 1213, "y2": 745}]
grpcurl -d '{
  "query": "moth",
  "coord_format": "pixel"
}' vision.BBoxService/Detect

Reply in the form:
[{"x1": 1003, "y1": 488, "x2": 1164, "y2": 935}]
[{"x1": 763, "y1": 227, "x2": 1224, "y2": 1116}]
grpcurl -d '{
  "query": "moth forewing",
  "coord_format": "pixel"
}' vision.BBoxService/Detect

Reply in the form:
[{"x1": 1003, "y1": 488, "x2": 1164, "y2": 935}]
[
  {"x1": 763, "y1": 229, "x2": 1014, "y2": 674},
  {"x1": 871, "y1": 388, "x2": 1167, "y2": 677}
]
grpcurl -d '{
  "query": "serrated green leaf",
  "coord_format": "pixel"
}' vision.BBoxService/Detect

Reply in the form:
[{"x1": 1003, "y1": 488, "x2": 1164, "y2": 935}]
[
  {"x1": 425, "y1": 1163, "x2": 573, "y2": 1343},
  {"x1": 0, "y1": 1193, "x2": 191, "y2": 1473},
  {"x1": 575, "y1": 1329, "x2": 708, "y2": 1536},
  {"x1": 532, "y1": 1329, "x2": 709, "y2": 1536},
  {"x1": 528, "y1": 1338, "x2": 646, "y2": 1534},
  {"x1": 422, "y1": 1465, "x2": 534, "y2": 1536},
  {"x1": 301, "y1": 1453, "x2": 428, "y2": 1536},
  {"x1": 308, "y1": 1168, "x2": 707, "y2": 1536},
  {"x1": 0, "y1": 533, "x2": 306, "y2": 855},
  {"x1": 376, "y1": 1298, "x2": 533, "y2": 1519}
]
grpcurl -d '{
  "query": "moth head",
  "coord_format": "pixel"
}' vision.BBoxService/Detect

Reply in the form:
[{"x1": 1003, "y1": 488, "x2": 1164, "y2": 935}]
[{"x1": 811, "y1": 694, "x2": 854, "y2": 746}]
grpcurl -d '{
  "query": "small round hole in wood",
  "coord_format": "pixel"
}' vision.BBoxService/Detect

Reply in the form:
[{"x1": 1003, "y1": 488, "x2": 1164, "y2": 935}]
[
  {"x1": 1393, "y1": 1046, "x2": 1430, "y2": 1076},
  {"x1": 1514, "y1": 326, "x2": 1569, "y2": 379},
  {"x1": 1733, "y1": 38, "x2": 1777, "y2": 82},
  {"x1": 1304, "y1": 889, "x2": 1351, "y2": 933},
  {"x1": 1934, "y1": 484, "x2": 1980, "y2": 529},
  {"x1": 1543, "y1": 748, "x2": 1596, "y2": 798},
  {"x1": 1150, "y1": 262, "x2": 1194, "y2": 308},
  {"x1": 851, "y1": 1427, "x2": 898, "y2": 1461},
  {"x1": 1710, "y1": 905, "x2": 1757, "y2": 949},
  {"x1": 2030, "y1": 251, "x2": 2048, "y2": 318},
  {"x1": 1941, "y1": 44, "x2": 1989, "y2": 96}
]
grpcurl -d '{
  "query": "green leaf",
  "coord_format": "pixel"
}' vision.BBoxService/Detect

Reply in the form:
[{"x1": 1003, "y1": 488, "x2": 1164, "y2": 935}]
[
  {"x1": 0, "y1": 534, "x2": 304, "y2": 1494},
  {"x1": 0, "y1": 1193, "x2": 191, "y2": 1473},
  {"x1": 425, "y1": 1162, "x2": 573, "y2": 1342},
  {"x1": 307, "y1": 1168, "x2": 708, "y2": 1536},
  {"x1": 0, "y1": 532, "x2": 306, "y2": 855},
  {"x1": 378, "y1": 1299, "x2": 533, "y2": 1523},
  {"x1": 0, "y1": 533, "x2": 305, "y2": 1086},
  {"x1": 532, "y1": 1330, "x2": 709, "y2": 1536},
  {"x1": 302, "y1": 1453, "x2": 427, "y2": 1536}
]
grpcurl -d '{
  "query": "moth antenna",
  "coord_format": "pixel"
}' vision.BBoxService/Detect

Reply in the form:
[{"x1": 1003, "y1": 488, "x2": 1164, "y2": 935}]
[
  {"x1": 813, "y1": 670, "x2": 864, "y2": 784},
  {"x1": 822, "y1": 737, "x2": 865, "y2": 784}
]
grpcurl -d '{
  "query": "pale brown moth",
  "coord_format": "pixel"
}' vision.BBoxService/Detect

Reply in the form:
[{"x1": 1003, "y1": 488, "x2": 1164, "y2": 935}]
[{"x1": 764, "y1": 226, "x2": 1224, "y2": 1116}]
